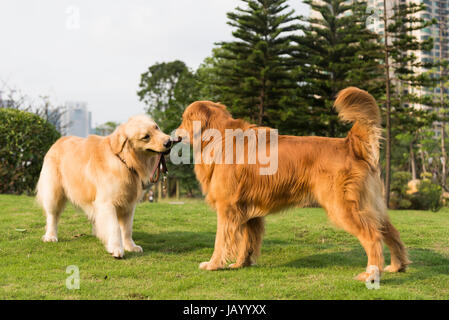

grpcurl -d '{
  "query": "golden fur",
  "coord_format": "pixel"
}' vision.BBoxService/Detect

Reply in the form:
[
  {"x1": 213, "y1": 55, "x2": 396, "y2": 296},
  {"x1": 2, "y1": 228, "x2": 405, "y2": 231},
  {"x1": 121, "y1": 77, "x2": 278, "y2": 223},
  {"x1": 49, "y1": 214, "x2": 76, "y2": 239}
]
[
  {"x1": 176, "y1": 87, "x2": 410, "y2": 280},
  {"x1": 36, "y1": 115, "x2": 172, "y2": 258}
]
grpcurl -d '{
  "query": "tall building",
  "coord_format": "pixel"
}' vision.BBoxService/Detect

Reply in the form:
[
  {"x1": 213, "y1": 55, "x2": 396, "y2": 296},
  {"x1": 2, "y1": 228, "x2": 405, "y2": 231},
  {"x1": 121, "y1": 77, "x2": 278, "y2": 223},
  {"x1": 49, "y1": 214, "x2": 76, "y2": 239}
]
[
  {"x1": 62, "y1": 101, "x2": 92, "y2": 137},
  {"x1": 311, "y1": 0, "x2": 449, "y2": 113},
  {"x1": 367, "y1": 0, "x2": 448, "y2": 73},
  {"x1": 367, "y1": 0, "x2": 449, "y2": 136},
  {"x1": 412, "y1": 0, "x2": 449, "y2": 98}
]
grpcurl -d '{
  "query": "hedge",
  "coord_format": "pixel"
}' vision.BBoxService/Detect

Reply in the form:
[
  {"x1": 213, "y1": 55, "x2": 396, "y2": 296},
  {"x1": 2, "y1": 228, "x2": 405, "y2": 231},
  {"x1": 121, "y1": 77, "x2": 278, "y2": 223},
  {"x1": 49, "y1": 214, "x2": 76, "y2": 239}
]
[
  {"x1": 0, "y1": 108, "x2": 60, "y2": 194},
  {"x1": 390, "y1": 171, "x2": 442, "y2": 211}
]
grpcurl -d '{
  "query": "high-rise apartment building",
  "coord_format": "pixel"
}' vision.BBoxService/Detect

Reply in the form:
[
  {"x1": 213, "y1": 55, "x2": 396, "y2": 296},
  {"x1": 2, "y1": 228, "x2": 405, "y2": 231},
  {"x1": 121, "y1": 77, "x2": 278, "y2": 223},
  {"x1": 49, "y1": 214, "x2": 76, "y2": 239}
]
[
  {"x1": 311, "y1": 0, "x2": 448, "y2": 111},
  {"x1": 62, "y1": 101, "x2": 92, "y2": 138},
  {"x1": 367, "y1": 0, "x2": 448, "y2": 136}
]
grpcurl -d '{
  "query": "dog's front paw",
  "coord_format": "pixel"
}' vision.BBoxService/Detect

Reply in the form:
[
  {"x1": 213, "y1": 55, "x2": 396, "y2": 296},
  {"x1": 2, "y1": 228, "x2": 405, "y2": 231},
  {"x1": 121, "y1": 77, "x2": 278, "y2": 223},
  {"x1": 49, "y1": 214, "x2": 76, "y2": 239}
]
[
  {"x1": 199, "y1": 261, "x2": 222, "y2": 271},
  {"x1": 125, "y1": 244, "x2": 143, "y2": 253},
  {"x1": 355, "y1": 265, "x2": 381, "y2": 282},
  {"x1": 355, "y1": 272, "x2": 370, "y2": 282},
  {"x1": 108, "y1": 246, "x2": 124, "y2": 259},
  {"x1": 42, "y1": 234, "x2": 58, "y2": 242}
]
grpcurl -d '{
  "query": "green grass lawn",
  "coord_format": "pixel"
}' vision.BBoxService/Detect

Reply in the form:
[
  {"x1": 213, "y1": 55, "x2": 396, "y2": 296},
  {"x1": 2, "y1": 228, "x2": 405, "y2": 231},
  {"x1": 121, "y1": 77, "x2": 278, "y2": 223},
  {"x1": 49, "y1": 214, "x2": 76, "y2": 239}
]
[{"x1": 1, "y1": 194, "x2": 449, "y2": 300}]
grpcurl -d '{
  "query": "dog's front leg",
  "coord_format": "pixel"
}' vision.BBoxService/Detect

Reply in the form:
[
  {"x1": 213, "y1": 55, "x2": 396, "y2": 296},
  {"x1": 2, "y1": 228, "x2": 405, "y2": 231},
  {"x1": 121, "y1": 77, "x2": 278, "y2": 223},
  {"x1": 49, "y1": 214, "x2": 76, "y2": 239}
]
[
  {"x1": 94, "y1": 203, "x2": 124, "y2": 258},
  {"x1": 200, "y1": 208, "x2": 230, "y2": 271},
  {"x1": 118, "y1": 207, "x2": 143, "y2": 253}
]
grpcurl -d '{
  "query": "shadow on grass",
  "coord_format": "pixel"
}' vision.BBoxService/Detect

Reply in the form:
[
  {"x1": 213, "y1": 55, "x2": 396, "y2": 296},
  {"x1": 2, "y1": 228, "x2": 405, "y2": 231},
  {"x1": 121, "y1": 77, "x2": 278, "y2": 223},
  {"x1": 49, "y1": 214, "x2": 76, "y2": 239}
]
[
  {"x1": 282, "y1": 247, "x2": 366, "y2": 269},
  {"x1": 115, "y1": 228, "x2": 449, "y2": 282},
  {"x1": 383, "y1": 248, "x2": 449, "y2": 285},
  {"x1": 130, "y1": 231, "x2": 292, "y2": 257},
  {"x1": 132, "y1": 231, "x2": 215, "y2": 256},
  {"x1": 282, "y1": 246, "x2": 449, "y2": 281}
]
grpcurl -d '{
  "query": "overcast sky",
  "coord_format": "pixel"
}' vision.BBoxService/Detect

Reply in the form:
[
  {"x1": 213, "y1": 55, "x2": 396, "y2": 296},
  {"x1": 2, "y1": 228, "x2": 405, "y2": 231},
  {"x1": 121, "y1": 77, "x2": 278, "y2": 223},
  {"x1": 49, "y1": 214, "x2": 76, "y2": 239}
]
[{"x1": 0, "y1": 0, "x2": 308, "y2": 126}]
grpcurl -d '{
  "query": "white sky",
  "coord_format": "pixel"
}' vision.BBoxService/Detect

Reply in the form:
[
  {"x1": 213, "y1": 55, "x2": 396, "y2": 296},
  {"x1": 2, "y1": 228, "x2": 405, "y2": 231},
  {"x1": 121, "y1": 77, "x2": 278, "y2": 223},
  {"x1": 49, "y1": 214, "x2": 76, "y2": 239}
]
[{"x1": 0, "y1": 0, "x2": 308, "y2": 126}]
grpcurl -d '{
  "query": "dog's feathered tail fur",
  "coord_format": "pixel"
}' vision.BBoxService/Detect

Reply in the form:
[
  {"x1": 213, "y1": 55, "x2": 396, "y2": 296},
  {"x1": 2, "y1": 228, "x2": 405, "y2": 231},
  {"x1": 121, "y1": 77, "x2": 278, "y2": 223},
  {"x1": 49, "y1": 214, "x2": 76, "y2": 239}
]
[{"x1": 334, "y1": 87, "x2": 382, "y2": 169}]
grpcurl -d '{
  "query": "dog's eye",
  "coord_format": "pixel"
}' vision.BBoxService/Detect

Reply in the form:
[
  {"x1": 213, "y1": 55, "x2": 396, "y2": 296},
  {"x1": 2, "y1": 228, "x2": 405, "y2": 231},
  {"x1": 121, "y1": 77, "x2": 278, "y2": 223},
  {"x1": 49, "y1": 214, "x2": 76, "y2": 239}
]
[{"x1": 142, "y1": 134, "x2": 150, "y2": 140}]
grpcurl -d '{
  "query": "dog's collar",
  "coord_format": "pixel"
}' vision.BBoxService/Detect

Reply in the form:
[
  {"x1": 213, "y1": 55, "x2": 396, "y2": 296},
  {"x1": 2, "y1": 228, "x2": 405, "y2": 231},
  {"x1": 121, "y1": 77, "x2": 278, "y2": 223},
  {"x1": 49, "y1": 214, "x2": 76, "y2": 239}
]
[
  {"x1": 115, "y1": 152, "x2": 167, "y2": 189},
  {"x1": 116, "y1": 153, "x2": 132, "y2": 171}
]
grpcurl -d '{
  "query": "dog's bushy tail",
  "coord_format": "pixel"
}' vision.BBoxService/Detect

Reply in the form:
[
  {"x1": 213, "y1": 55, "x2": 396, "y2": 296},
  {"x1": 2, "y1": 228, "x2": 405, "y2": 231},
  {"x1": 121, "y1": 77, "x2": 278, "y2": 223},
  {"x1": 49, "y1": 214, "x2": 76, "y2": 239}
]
[{"x1": 334, "y1": 87, "x2": 382, "y2": 169}]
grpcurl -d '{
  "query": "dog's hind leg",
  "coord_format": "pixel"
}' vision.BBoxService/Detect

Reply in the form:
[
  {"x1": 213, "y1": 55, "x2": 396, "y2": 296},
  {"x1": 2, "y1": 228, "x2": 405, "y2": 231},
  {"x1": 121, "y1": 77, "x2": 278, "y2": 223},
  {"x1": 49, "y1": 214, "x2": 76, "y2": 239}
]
[
  {"x1": 41, "y1": 195, "x2": 66, "y2": 243},
  {"x1": 327, "y1": 203, "x2": 385, "y2": 282},
  {"x1": 353, "y1": 223, "x2": 384, "y2": 282},
  {"x1": 37, "y1": 159, "x2": 66, "y2": 243},
  {"x1": 230, "y1": 217, "x2": 265, "y2": 269},
  {"x1": 381, "y1": 218, "x2": 410, "y2": 273}
]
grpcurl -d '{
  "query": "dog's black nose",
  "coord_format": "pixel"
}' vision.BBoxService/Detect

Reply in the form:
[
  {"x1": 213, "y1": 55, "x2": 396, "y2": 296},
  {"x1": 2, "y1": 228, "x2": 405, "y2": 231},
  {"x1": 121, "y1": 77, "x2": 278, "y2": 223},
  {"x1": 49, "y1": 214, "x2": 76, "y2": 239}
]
[{"x1": 164, "y1": 139, "x2": 173, "y2": 148}]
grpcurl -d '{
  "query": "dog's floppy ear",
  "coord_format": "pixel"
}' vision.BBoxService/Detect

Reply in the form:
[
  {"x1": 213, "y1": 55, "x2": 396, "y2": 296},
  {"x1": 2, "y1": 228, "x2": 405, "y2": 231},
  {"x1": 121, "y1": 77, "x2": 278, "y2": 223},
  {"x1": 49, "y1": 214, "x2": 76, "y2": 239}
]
[
  {"x1": 196, "y1": 103, "x2": 213, "y2": 129},
  {"x1": 109, "y1": 125, "x2": 127, "y2": 154}
]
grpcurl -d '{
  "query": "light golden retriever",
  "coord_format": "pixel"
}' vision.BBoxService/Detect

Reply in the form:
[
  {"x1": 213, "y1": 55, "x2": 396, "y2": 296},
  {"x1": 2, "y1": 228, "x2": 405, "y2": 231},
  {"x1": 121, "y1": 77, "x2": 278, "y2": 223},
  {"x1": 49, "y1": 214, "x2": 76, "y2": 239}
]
[
  {"x1": 175, "y1": 87, "x2": 410, "y2": 281},
  {"x1": 36, "y1": 115, "x2": 173, "y2": 258}
]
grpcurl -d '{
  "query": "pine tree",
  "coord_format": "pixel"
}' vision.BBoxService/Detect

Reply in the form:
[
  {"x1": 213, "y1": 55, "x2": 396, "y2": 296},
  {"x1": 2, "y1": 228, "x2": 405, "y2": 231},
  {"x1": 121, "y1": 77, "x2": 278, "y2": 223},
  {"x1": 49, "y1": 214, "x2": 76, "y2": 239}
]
[
  {"x1": 212, "y1": 0, "x2": 301, "y2": 128},
  {"x1": 428, "y1": 18, "x2": 449, "y2": 190},
  {"x1": 294, "y1": 0, "x2": 385, "y2": 137},
  {"x1": 380, "y1": 1, "x2": 437, "y2": 205}
]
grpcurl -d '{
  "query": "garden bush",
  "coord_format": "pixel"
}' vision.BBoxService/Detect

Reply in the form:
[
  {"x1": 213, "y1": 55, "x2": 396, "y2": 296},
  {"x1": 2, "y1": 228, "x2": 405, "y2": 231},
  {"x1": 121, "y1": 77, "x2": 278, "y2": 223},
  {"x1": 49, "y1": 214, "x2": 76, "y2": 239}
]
[
  {"x1": 389, "y1": 171, "x2": 442, "y2": 211},
  {"x1": 413, "y1": 173, "x2": 442, "y2": 212},
  {"x1": 389, "y1": 171, "x2": 412, "y2": 209},
  {"x1": 0, "y1": 108, "x2": 60, "y2": 194}
]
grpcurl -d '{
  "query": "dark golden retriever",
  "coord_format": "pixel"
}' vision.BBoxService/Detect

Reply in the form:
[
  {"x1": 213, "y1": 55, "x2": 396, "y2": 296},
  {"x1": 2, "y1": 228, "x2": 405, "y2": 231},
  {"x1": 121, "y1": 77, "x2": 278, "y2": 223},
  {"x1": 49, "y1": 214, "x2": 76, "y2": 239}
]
[{"x1": 175, "y1": 87, "x2": 409, "y2": 281}]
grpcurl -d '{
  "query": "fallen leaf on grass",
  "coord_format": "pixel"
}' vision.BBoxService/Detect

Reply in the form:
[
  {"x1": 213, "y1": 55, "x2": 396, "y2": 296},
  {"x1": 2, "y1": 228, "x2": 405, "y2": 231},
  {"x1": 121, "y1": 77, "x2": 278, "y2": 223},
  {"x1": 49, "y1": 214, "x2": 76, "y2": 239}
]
[{"x1": 73, "y1": 233, "x2": 86, "y2": 238}]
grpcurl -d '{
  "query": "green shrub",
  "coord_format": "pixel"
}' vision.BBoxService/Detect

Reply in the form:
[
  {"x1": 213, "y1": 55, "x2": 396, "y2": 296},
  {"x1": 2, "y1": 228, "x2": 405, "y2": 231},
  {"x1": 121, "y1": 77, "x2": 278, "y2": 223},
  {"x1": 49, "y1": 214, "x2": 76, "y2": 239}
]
[
  {"x1": 389, "y1": 171, "x2": 412, "y2": 209},
  {"x1": 389, "y1": 171, "x2": 442, "y2": 211},
  {"x1": 0, "y1": 108, "x2": 60, "y2": 194},
  {"x1": 414, "y1": 173, "x2": 442, "y2": 212}
]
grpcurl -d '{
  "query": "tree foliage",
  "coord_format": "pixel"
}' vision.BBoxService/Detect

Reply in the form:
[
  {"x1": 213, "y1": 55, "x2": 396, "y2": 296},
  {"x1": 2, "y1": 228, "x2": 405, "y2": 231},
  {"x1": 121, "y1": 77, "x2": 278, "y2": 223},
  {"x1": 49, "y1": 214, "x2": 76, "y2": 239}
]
[
  {"x1": 138, "y1": 60, "x2": 200, "y2": 196},
  {"x1": 294, "y1": 0, "x2": 385, "y2": 137},
  {"x1": 133, "y1": 0, "x2": 448, "y2": 206},
  {"x1": 211, "y1": 0, "x2": 302, "y2": 131},
  {"x1": 94, "y1": 121, "x2": 120, "y2": 136},
  {"x1": 138, "y1": 60, "x2": 198, "y2": 132},
  {"x1": 380, "y1": 1, "x2": 439, "y2": 204}
]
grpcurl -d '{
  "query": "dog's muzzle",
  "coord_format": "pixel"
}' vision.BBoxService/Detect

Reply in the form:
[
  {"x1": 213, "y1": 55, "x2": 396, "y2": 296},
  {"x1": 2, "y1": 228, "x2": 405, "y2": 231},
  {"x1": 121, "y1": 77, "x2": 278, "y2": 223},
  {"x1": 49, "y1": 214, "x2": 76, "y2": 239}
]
[{"x1": 161, "y1": 136, "x2": 182, "y2": 155}]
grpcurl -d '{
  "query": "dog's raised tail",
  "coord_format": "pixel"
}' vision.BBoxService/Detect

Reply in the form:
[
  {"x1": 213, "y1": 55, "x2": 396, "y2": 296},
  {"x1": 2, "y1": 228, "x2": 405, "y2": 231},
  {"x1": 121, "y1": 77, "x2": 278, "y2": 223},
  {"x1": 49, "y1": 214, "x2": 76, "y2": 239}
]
[{"x1": 334, "y1": 87, "x2": 382, "y2": 168}]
